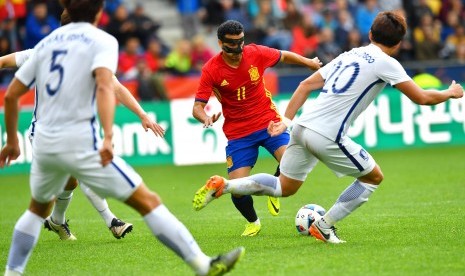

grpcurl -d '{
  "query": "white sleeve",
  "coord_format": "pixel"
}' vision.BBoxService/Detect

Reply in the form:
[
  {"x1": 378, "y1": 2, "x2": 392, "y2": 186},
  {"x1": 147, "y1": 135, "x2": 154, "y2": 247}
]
[
  {"x1": 375, "y1": 57, "x2": 411, "y2": 86},
  {"x1": 91, "y1": 33, "x2": 118, "y2": 74},
  {"x1": 318, "y1": 54, "x2": 343, "y2": 80},
  {"x1": 15, "y1": 49, "x2": 34, "y2": 68},
  {"x1": 15, "y1": 49, "x2": 37, "y2": 87}
]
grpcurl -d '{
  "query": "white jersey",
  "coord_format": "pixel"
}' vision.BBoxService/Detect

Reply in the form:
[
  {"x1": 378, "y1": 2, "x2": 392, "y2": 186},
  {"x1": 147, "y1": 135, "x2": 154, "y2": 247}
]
[
  {"x1": 15, "y1": 22, "x2": 118, "y2": 153},
  {"x1": 297, "y1": 44, "x2": 411, "y2": 142},
  {"x1": 15, "y1": 49, "x2": 34, "y2": 67}
]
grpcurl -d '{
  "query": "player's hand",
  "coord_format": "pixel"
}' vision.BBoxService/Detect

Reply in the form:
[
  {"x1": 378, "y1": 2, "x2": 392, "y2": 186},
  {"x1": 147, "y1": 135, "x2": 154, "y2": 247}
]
[
  {"x1": 0, "y1": 142, "x2": 20, "y2": 168},
  {"x1": 140, "y1": 113, "x2": 165, "y2": 137},
  {"x1": 308, "y1": 57, "x2": 323, "y2": 71},
  {"x1": 99, "y1": 138, "x2": 114, "y2": 166},
  {"x1": 449, "y1": 80, "x2": 464, "y2": 99},
  {"x1": 267, "y1": 120, "x2": 287, "y2": 137},
  {"x1": 203, "y1": 112, "x2": 222, "y2": 128}
]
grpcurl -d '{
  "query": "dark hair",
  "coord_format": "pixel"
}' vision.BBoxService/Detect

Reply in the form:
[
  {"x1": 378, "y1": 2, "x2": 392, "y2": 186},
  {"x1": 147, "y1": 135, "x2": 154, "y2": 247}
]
[
  {"x1": 60, "y1": 10, "x2": 71, "y2": 25},
  {"x1": 217, "y1": 20, "x2": 244, "y2": 40},
  {"x1": 65, "y1": 0, "x2": 104, "y2": 23},
  {"x1": 370, "y1": 11, "x2": 407, "y2": 47}
]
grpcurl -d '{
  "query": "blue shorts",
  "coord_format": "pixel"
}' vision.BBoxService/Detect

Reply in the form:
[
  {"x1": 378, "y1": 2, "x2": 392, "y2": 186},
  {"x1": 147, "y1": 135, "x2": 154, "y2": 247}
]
[{"x1": 225, "y1": 128, "x2": 290, "y2": 173}]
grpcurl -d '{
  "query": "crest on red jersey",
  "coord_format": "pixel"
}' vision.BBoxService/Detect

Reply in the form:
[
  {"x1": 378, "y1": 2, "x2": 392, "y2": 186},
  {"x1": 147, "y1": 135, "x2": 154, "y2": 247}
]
[{"x1": 248, "y1": 66, "x2": 260, "y2": 82}]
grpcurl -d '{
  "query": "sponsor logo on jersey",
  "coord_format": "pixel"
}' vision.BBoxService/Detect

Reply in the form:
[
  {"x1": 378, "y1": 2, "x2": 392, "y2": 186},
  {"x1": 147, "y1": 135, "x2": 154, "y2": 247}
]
[{"x1": 220, "y1": 79, "x2": 229, "y2": 86}]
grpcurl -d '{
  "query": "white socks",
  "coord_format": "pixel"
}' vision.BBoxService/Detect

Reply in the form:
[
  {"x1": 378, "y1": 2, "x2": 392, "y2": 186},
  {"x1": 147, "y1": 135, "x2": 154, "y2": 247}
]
[
  {"x1": 143, "y1": 205, "x2": 211, "y2": 275},
  {"x1": 7, "y1": 210, "x2": 44, "y2": 274},
  {"x1": 80, "y1": 183, "x2": 115, "y2": 227},
  {"x1": 323, "y1": 180, "x2": 378, "y2": 227},
  {"x1": 225, "y1": 173, "x2": 282, "y2": 197},
  {"x1": 50, "y1": 190, "x2": 73, "y2": 224}
]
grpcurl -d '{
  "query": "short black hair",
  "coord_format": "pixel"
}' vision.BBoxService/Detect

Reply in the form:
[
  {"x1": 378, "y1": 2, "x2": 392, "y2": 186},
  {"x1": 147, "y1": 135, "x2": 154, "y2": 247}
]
[
  {"x1": 370, "y1": 11, "x2": 407, "y2": 47},
  {"x1": 65, "y1": 0, "x2": 104, "y2": 23},
  {"x1": 217, "y1": 20, "x2": 244, "y2": 40}
]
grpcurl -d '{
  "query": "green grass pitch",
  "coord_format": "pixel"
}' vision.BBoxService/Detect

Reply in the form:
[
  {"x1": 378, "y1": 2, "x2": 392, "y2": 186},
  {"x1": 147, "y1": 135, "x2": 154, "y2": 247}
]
[{"x1": 0, "y1": 145, "x2": 464, "y2": 275}]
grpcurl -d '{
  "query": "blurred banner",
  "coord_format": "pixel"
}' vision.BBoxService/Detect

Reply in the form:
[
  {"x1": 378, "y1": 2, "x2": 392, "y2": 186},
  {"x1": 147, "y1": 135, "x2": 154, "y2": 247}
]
[{"x1": 1, "y1": 87, "x2": 464, "y2": 174}]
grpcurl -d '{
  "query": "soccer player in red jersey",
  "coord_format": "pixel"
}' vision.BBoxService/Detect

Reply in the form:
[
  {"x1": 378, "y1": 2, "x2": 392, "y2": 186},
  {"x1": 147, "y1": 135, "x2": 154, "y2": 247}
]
[{"x1": 193, "y1": 20, "x2": 322, "y2": 236}]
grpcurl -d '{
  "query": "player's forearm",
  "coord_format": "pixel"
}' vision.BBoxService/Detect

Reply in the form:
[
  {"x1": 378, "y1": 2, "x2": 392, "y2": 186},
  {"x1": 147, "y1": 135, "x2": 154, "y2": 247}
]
[
  {"x1": 419, "y1": 89, "x2": 456, "y2": 105},
  {"x1": 4, "y1": 81, "x2": 23, "y2": 143},
  {"x1": 0, "y1": 53, "x2": 18, "y2": 69},
  {"x1": 280, "y1": 51, "x2": 308, "y2": 66},
  {"x1": 192, "y1": 102, "x2": 208, "y2": 123},
  {"x1": 97, "y1": 88, "x2": 115, "y2": 139},
  {"x1": 114, "y1": 79, "x2": 146, "y2": 119},
  {"x1": 95, "y1": 70, "x2": 115, "y2": 139},
  {"x1": 284, "y1": 85, "x2": 309, "y2": 120}
]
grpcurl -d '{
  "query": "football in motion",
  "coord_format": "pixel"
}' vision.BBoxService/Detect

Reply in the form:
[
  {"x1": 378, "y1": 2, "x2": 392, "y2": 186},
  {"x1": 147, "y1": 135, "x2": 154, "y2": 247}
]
[{"x1": 295, "y1": 204, "x2": 326, "y2": 236}]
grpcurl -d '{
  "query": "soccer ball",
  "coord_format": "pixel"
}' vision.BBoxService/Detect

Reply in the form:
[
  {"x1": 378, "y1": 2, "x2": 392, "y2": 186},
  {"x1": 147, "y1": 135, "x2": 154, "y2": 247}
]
[{"x1": 295, "y1": 204, "x2": 326, "y2": 236}]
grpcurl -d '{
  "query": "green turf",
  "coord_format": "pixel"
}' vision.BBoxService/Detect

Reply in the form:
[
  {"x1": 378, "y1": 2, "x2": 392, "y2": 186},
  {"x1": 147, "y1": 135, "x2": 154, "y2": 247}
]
[{"x1": 1, "y1": 145, "x2": 464, "y2": 275}]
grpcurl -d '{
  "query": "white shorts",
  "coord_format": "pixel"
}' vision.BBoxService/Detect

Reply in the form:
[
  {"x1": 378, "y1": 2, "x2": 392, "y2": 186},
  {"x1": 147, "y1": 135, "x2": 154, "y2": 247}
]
[
  {"x1": 280, "y1": 125, "x2": 376, "y2": 181},
  {"x1": 30, "y1": 150, "x2": 142, "y2": 203}
]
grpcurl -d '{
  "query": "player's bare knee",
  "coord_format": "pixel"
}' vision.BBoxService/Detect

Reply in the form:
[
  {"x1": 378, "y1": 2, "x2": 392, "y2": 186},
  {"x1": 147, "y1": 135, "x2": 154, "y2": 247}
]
[
  {"x1": 125, "y1": 184, "x2": 162, "y2": 215},
  {"x1": 29, "y1": 199, "x2": 54, "y2": 218},
  {"x1": 64, "y1": 177, "x2": 78, "y2": 190}
]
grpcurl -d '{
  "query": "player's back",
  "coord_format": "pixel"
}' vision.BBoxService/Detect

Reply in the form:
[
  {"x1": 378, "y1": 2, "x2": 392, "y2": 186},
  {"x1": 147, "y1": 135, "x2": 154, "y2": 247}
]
[
  {"x1": 298, "y1": 44, "x2": 410, "y2": 141},
  {"x1": 17, "y1": 22, "x2": 118, "y2": 153}
]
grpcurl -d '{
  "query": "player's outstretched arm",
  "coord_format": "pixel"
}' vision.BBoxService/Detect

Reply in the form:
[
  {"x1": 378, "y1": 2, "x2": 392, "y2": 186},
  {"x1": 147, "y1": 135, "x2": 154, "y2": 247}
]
[
  {"x1": 193, "y1": 100, "x2": 222, "y2": 128},
  {"x1": 280, "y1": 51, "x2": 323, "y2": 71},
  {"x1": 112, "y1": 77, "x2": 165, "y2": 137},
  {"x1": 95, "y1": 68, "x2": 115, "y2": 166},
  {"x1": 396, "y1": 79, "x2": 464, "y2": 105},
  {"x1": 0, "y1": 78, "x2": 29, "y2": 168},
  {"x1": 0, "y1": 53, "x2": 18, "y2": 69}
]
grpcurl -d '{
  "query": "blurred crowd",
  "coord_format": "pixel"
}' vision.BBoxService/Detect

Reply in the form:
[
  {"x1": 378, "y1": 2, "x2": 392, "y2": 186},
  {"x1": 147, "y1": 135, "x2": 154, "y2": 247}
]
[{"x1": 1, "y1": 0, "x2": 464, "y2": 100}]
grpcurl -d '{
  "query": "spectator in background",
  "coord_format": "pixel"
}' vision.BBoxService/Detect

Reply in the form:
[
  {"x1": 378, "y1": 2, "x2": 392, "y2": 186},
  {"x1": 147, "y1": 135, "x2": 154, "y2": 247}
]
[
  {"x1": 191, "y1": 34, "x2": 214, "y2": 72},
  {"x1": 439, "y1": 0, "x2": 465, "y2": 24},
  {"x1": 315, "y1": 27, "x2": 341, "y2": 64},
  {"x1": 105, "y1": 4, "x2": 136, "y2": 47},
  {"x1": 177, "y1": 0, "x2": 202, "y2": 39},
  {"x1": 165, "y1": 38, "x2": 193, "y2": 75},
  {"x1": 320, "y1": 8, "x2": 337, "y2": 31},
  {"x1": 377, "y1": 0, "x2": 402, "y2": 11},
  {"x1": 252, "y1": 0, "x2": 292, "y2": 50},
  {"x1": 334, "y1": 9, "x2": 355, "y2": 49},
  {"x1": 440, "y1": 10, "x2": 460, "y2": 42},
  {"x1": 413, "y1": 13, "x2": 441, "y2": 47},
  {"x1": 290, "y1": 14, "x2": 319, "y2": 58},
  {"x1": 136, "y1": 57, "x2": 168, "y2": 102},
  {"x1": 128, "y1": 2, "x2": 161, "y2": 48},
  {"x1": 118, "y1": 36, "x2": 142, "y2": 80},
  {"x1": 0, "y1": 35, "x2": 13, "y2": 85},
  {"x1": 137, "y1": 38, "x2": 168, "y2": 101},
  {"x1": 414, "y1": 21, "x2": 442, "y2": 61},
  {"x1": 342, "y1": 28, "x2": 362, "y2": 52},
  {"x1": 24, "y1": 2, "x2": 59, "y2": 48},
  {"x1": 221, "y1": 0, "x2": 253, "y2": 32},
  {"x1": 0, "y1": 0, "x2": 26, "y2": 51},
  {"x1": 144, "y1": 38, "x2": 167, "y2": 73},
  {"x1": 411, "y1": 0, "x2": 435, "y2": 29},
  {"x1": 105, "y1": 0, "x2": 123, "y2": 15},
  {"x1": 443, "y1": 24, "x2": 465, "y2": 63},
  {"x1": 201, "y1": 0, "x2": 225, "y2": 32},
  {"x1": 282, "y1": 0, "x2": 303, "y2": 31},
  {"x1": 355, "y1": 0, "x2": 381, "y2": 44}
]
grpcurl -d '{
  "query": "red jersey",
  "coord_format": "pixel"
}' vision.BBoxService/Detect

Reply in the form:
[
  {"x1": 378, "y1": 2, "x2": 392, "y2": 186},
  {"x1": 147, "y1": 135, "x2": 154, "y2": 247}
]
[{"x1": 195, "y1": 44, "x2": 281, "y2": 140}]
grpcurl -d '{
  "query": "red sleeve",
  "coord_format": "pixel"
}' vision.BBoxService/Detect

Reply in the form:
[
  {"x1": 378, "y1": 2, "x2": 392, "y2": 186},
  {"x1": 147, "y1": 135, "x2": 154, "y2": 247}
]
[
  {"x1": 254, "y1": 44, "x2": 281, "y2": 68},
  {"x1": 195, "y1": 64, "x2": 214, "y2": 103}
]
